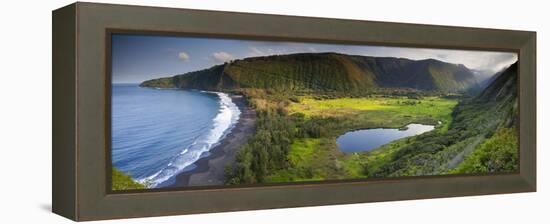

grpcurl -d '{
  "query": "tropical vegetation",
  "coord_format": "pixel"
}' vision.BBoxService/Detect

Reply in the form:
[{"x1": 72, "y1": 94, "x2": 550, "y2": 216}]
[{"x1": 139, "y1": 53, "x2": 519, "y2": 185}]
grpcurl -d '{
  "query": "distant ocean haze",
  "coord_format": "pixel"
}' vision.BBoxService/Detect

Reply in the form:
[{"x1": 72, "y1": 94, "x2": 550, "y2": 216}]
[{"x1": 111, "y1": 84, "x2": 240, "y2": 187}]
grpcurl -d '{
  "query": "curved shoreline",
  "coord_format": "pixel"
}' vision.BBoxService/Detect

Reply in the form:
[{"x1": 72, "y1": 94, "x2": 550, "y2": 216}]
[
  {"x1": 135, "y1": 90, "x2": 241, "y2": 187},
  {"x1": 164, "y1": 94, "x2": 256, "y2": 187}
]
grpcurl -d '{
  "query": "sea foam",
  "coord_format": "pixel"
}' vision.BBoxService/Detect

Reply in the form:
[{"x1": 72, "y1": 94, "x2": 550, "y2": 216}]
[{"x1": 137, "y1": 92, "x2": 241, "y2": 187}]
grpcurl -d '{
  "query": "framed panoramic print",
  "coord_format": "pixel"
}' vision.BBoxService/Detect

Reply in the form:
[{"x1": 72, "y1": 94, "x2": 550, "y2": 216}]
[{"x1": 52, "y1": 2, "x2": 536, "y2": 221}]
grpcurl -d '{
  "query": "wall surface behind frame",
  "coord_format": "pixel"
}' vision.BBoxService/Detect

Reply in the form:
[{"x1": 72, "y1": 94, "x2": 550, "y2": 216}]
[{"x1": 0, "y1": 0, "x2": 547, "y2": 223}]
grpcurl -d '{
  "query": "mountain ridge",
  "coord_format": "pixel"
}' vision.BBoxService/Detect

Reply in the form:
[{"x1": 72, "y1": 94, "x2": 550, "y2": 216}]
[{"x1": 140, "y1": 52, "x2": 482, "y2": 93}]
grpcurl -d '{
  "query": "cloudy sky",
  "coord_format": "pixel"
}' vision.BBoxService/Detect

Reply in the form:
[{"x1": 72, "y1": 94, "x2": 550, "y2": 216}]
[{"x1": 112, "y1": 34, "x2": 518, "y2": 83}]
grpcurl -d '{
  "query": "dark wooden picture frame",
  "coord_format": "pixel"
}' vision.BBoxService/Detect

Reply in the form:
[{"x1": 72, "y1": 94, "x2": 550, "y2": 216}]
[{"x1": 53, "y1": 2, "x2": 536, "y2": 221}]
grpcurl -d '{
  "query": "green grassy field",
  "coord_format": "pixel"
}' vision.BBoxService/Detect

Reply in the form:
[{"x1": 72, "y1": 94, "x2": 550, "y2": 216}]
[
  {"x1": 265, "y1": 96, "x2": 459, "y2": 182},
  {"x1": 289, "y1": 96, "x2": 457, "y2": 131}
]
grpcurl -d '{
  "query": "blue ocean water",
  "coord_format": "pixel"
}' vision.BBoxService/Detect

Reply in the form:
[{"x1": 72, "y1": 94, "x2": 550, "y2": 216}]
[
  {"x1": 111, "y1": 84, "x2": 240, "y2": 187},
  {"x1": 336, "y1": 123, "x2": 435, "y2": 153}
]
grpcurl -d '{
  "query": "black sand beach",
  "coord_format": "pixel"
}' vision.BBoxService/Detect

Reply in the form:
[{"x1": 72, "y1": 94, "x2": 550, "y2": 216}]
[{"x1": 166, "y1": 95, "x2": 256, "y2": 187}]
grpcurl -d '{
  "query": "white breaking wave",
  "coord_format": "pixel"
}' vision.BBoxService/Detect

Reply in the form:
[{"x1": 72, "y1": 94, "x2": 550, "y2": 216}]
[{"x1": 137, "y1": 92, "x2": 241, "y2": 187}]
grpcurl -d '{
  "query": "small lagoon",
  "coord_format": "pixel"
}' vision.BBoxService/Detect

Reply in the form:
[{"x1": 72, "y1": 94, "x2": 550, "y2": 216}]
[{"x1": 336, "y1": 123, "x2": 435, "y2": 153}]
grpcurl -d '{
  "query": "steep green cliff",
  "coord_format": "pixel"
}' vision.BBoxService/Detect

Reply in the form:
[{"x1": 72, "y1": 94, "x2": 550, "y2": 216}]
[
  {"x1": 140, "y1": 53, "x2": 480, "y2": 93},
  {"x1": 370, "y1": 62, "x2": 518, "y2": 176}
]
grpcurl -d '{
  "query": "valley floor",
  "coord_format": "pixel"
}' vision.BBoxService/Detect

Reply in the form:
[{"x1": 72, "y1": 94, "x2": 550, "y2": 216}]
[{"x1": 265, "y1": 95, "x2": 458, "y2": 182}]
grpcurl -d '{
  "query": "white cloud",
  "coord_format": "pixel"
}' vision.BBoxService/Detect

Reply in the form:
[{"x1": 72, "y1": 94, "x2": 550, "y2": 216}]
[
  {"x1": 178, "y1": 52, "x2": 190, "y2": 61},
  {"x1": 246, "y1": 45, "x2": 293, "y2": 57},
  {"x1": 212, "y1": 51, "x2": 235, "y2": 63}
]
